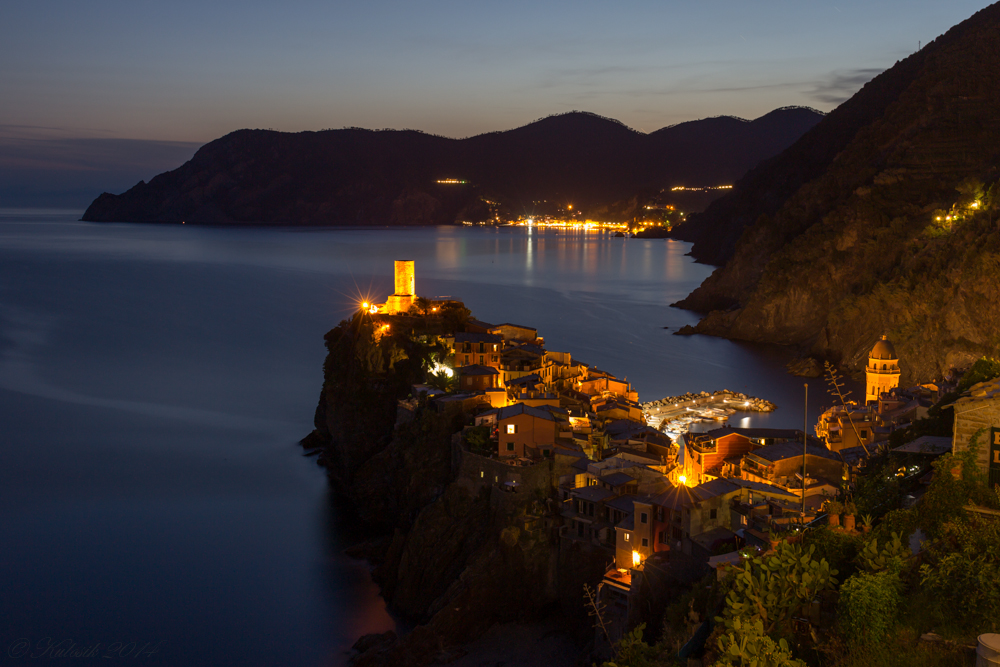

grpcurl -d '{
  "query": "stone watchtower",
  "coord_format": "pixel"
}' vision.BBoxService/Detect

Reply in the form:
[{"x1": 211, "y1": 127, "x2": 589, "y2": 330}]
[
  {"x1": 865, "y1": 335, "x2": 901, "y2": 403},
  {"x1": 384, "y1": 260, "x2": 415, "y2": 314}
]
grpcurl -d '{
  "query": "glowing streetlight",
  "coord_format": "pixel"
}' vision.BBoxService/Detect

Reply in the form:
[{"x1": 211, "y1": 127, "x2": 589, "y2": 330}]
[
  {"x1": 631, "y1": 550, "x2": 641, "y2": 567},
  {"x1": 678, "y1": 475, "x2": 687, "y2": 486}
]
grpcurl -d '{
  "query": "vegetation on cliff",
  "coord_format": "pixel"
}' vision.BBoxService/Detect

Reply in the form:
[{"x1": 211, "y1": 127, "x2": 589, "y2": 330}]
[{"x1": 671, "y1": 2, "x2": 1000, "y2": 384}]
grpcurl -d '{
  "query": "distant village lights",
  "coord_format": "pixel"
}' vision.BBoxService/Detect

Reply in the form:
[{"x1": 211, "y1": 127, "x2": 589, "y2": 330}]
[{"x1": 670, "y1": 185, "x2": 733, "y2": 192}]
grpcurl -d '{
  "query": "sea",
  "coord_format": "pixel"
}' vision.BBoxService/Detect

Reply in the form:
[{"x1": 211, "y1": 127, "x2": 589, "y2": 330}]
[{"x1": 0, "y1": 210, "x2": 845, "y2": 665}]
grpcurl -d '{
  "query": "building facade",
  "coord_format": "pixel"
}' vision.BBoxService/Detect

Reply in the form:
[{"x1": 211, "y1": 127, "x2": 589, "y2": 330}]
[
  {"x1": 865, "y1": 335, "x2": 901, "y2": 403},
  {"x1": 951, "y1": 377, "x2": 1000, "y2": 487}
]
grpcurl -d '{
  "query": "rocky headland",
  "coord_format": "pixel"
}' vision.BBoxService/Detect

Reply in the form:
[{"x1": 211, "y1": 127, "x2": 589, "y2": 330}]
[
  {"x1": 301, "y1": 313, "x2": 608, "y2": 666},
  {"x1": 81, "y1": 108, "x2": 822, "y2": 226},
  {"x1": 669, "y1": 2, "x2": 1000, "y2": 385}
]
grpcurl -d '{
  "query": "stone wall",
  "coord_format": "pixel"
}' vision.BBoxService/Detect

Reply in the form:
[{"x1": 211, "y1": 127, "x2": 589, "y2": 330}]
[{"x1": 953, "y1": 397, "x2": 1000, "y2": 475}]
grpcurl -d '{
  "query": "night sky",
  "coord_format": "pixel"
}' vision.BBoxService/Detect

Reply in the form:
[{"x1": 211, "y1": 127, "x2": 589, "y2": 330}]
[{"x1": 0, "y1": 0, "x2": 992, "y2": 206}]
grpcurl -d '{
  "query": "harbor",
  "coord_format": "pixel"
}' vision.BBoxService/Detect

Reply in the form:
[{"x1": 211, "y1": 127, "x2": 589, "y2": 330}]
[{"x1": 642, "y1": 390, "x2": 776, "y2": 438}]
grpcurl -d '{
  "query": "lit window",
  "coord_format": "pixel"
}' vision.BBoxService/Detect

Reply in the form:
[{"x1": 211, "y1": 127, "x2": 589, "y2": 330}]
[
  {"x1": 507, "y1": 424, "x2": 516, "y2": 434},
  {"x1": 480, "y1": 471, "x2": 484, "y2": 478},
  {"x1": 624, "y1": 533, "x2": 630, "y2": 541}
]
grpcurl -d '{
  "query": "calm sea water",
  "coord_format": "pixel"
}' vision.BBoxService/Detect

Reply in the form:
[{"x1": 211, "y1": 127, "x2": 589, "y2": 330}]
[{"x1": 0, "y1": 211, "x2": 843, "y2": 665}]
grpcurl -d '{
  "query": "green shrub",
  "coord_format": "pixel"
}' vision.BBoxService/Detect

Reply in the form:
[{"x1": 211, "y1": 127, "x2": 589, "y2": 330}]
[
  {"x1": 802, "y1": 525, "x2": 861, "y2": 579},
  {"x1": 856, "y1": 532, "x2": 909, "y2": 574},
  {"x1": 464, "y1": 424, "x2": 492, "y2": 455},
  {"x1": 956, "y1": 356, "x2": 1000, "y2": 392},
  {"x1": 718, "y1": 541, "x2": 838, "y2": 637},
  {"x1": 713, "y1": 617, "x2": 805, "y2": 667},
  {"x1": 919, "y1": 515, "x2": 1000, "y2": 634},
  {"x1": 838, "y1": 571, "x2": 902, "y2": 646}
]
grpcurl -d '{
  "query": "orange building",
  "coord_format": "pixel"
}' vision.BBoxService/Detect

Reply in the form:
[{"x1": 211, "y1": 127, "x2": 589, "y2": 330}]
[
  {"x1": 453, "y1": 332, "x2": 502, "y2": 369},
  {"x1": 685, "y1": 427, "x2": 805, "y2": 485},
  {"x1": 494, "y1": 403, "x2": 559, "y2": 459},
  {"x1": 865, "y1": 335, "x2": 901, "y2": 403},
  {"x1": 458, "y1": 365, "x2": 500, "y2": 392}
]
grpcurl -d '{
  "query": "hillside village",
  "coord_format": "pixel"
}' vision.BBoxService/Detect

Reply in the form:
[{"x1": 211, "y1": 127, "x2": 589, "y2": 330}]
[{"x1": 347, "y1": 262, "x2": 1000, "y2": 663}]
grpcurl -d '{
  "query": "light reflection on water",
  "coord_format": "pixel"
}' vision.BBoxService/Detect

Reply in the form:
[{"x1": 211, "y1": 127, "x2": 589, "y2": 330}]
[{"x1": 0, "y1": 214, "x2": 855, "y2": 665}]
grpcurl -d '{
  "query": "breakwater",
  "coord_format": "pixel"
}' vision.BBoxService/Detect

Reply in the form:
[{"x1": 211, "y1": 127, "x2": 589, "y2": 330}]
[{"x1": 642, "y1": 390, "x2": 776, "y2": 434}]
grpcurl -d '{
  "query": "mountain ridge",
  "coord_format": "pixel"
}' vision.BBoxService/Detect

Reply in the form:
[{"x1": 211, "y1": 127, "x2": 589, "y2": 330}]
[
  {"x1": 81, "y1": 107, "x2": 823, "y2": 225},
  {"x1": 670, "y1": 1, "x2": 1000, "y2": 383}
]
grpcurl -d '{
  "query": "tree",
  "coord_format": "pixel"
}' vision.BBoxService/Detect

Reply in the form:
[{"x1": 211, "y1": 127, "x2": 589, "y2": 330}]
[{"x1": 464, "y1": 424, "x2": 493, "y2": 456}]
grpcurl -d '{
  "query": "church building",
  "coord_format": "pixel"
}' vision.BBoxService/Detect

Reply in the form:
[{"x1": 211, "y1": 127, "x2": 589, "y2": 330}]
[{"x1": 865, "y1": 335, "x2": 901, "y2": 403}]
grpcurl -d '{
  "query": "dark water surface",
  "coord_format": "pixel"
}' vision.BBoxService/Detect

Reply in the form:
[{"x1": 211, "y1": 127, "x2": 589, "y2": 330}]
[{"x1": 0, "y1": 212, "x2": 837, "y2": 665}]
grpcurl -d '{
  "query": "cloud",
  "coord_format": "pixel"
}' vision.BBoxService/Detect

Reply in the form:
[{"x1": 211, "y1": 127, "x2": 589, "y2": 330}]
[{"x1": 809, "y1": 68, "x2": 883, "y2": 105}]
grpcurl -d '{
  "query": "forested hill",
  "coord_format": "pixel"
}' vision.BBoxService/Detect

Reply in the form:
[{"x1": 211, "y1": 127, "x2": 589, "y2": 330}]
[
  {"x1": 80, "y1": 108, "x2": 821, "y2": 225},
  {"x1": 672, "y1": 2, "x2": 1000, "y2": 384}
]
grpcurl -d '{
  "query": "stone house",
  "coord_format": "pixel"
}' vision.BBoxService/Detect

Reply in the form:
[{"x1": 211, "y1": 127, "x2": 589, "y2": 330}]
[{"x1": 951, "y1": 377, "x2": 1000, "y2": 486}]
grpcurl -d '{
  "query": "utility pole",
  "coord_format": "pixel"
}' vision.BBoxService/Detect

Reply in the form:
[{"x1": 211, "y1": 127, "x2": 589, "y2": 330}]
[{"x1": 802, "y1": 383, "x2": 808, "y2": 522}]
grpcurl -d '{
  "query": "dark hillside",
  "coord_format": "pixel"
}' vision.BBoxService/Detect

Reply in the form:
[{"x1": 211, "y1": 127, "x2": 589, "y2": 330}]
[
  {"x1": 81, "y1": 108, "x2": 822, "y2": 225},
  {"x1": 673, "y1": 2, "x2": 1000, "y2": 384}
]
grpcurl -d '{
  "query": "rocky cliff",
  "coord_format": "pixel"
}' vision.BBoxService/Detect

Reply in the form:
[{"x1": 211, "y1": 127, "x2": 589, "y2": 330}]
[
  {"x1": 81, "y1": 108, "x2": 822, "y2": 225},
  {"x1": 303, "y1": 313, "x2": 604, "y2": 665},
  {"x1": 672, "y1": 2, "x2": 1000, "y2": 384}
]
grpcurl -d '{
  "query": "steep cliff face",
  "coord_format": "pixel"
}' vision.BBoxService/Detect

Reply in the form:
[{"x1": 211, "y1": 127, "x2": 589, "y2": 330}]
[
  {"x1": 305, "y1": 314, "x2": 589, "y2": 666},
  {"x1": 672, "y1": 2, "x2": 1000, "y2": 383}
]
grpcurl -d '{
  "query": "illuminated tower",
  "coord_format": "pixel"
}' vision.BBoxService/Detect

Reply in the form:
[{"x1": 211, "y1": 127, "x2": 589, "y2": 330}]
[
  {"x1": 384, "y1": 260, "x2": 415, "y2": 314},
  {"x1": 865, "y1": 335, "x2": 900, "y2": 403},
  {"x1": 394, "y1": 260, "x2": 414, "y2": 297}
]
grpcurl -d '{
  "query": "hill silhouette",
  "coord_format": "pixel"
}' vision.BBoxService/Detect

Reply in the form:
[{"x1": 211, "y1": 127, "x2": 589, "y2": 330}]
[
  {"x1": 81, "y1": 108, "x2": 822, "y2": 225},
  {"x1": 672, "y1": 2, "x2": 1000, "y2": 383}
]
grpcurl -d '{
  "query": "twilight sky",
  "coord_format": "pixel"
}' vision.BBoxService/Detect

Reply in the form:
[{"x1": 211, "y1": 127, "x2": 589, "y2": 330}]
[{"x1": 0, "y1": 0, "x2": 992, "y2": 206}]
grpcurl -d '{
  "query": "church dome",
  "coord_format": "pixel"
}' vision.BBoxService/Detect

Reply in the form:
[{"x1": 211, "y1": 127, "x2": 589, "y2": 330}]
[{"x1": 870, "y1": 335, "x2": 898, "y2": 361}]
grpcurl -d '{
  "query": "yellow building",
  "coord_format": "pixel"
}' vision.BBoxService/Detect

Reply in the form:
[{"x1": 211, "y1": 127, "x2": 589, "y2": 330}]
[
  {"x1": 865, "y1": 335, "x2": 900, "y2": 403},
  {"x1": 381, "y1": 260, "x2": 416, "y2": 314}
]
